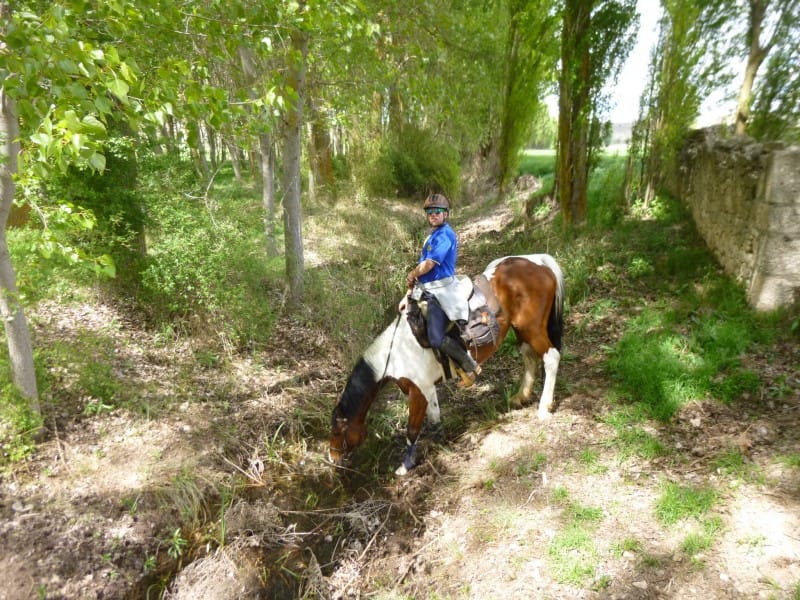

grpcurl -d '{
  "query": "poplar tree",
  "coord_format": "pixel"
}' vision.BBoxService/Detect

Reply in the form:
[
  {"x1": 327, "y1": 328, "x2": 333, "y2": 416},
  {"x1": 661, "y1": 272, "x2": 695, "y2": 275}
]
[{"x1": 556, "y1": 0, "x2": 636, "y2": 225}]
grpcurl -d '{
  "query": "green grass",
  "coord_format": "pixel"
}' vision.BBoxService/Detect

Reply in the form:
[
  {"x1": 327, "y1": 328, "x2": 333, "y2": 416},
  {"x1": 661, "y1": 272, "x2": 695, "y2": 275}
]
[
  {"x1": 605, "y1": 289, "x2": 768, "y2": 421},
  {"x1": 548, "y1": 523, "x2": 598, "y2": 585},
  {"x1": 599, "y1": 406, "x2": 669, "y2": 461},
  {"x1": 538, "y1": 181, "x2": 789, "y2": 425},
  {"x1": 547, "y1": 488, "x2": 604, "y2": 586},
  {"x1": 611, "y1": 537, "x2": 643, "y2": 557},
  {"x1": 711, "y1": 448, "x2": 765, "y2": 483},
  {"x1": 655, "y1": 482, "x2": 717, "y2": 526},
  {"x1": 0, "y1": 381, "x2": 42, "y2": 465},
  {"x1": 680, "y1": 516, "x2": 725, "y2": 567},
  {"x1": 518, "y1": 149, "x2": 556, "y2": 178},
  {"x1": 515, "y1": 451, "x2": 547, "y2": 478},
  {"x1": 779, "y1": 453, "x2": 800, "y2": 468}
]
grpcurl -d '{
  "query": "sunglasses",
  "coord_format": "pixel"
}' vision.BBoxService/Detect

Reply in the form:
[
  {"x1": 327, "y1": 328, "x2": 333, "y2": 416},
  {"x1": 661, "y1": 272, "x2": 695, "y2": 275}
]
[{"x1": 425, "y1": 208, "x2": 447, "y2": 215}]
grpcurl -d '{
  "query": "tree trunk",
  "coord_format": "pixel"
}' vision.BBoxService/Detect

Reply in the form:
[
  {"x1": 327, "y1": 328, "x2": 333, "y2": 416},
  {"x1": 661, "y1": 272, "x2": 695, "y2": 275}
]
[
  {"x1": 0, "y1": 89, "x2": 40, "y2": 415},
  {"x1": 196, "y1": 124, "x2": 210, "y2": 179},
  {"x1": 282, "y1": 26, "x2": 309, "y2": 307},
  {"x1": 497, "y1": 17, "x2": 521, "y2": 196},
  {"x1": 309, "y1": 115, "x2": 335, "y2": 196},
  {"x1": 557, "y1": 0, "x2": 593, "y2": 225},
  {"x1": 735, "y1": 0, "x2": 770, "y2": 135},
  {"x1": 238, "y1": 45, "x2": 281, "y2": 258},
  {"x1": 226, "y1": 139, "x2": 242, "y2": 183},
  {"x1": 259, "y1": 134, "x2": 278, "y2": 257},
  {"x1": 206, "y1": 123, "x2": 218, "y2": 172}
]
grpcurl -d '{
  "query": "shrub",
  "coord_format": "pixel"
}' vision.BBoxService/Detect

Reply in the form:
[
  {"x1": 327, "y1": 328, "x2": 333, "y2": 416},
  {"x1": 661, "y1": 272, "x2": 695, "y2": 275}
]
[
  {"x1": 137, "y1": 153, "x2": 277, "y2": 346},
  {"x1": 361, "y1": 127, "x2": 461, "y2": 199}
]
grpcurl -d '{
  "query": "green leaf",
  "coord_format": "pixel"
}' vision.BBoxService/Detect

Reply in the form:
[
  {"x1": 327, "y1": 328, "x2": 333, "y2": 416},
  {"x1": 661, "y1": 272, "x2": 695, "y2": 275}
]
[
  {"x1": 30, "y1": 132, "x2": 51, "y2": 146},
  {"x1": 119, "y1": 62, "x2": 137, "y2": 83},
  {"x1": 81, "y1": 115, "x2": 107, "y2": 135},
  {"x1": 107, "y1": 78, "x2": 130, "y2": 101},
  {"x1": 95, "y1": 254, "x2": 116, "y2": 278},
  {"x1": 105, "y1": 46, "x2": 120, "y2": 66},
  {"x1": 88, "y1": 152, "x2": 106, "y2": 172},
  {"x1": 94, "y1": 96, "x2": 113, "y2": 114},
  {"x1": 62, "y1": 110, "x2": 81, "y2": 132}
]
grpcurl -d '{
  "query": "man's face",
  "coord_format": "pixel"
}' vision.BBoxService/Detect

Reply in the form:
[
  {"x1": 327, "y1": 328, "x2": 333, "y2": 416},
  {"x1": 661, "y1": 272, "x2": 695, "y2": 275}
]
[{"x1": 425, "y1": 207, "x2": 447, "y2": 225}]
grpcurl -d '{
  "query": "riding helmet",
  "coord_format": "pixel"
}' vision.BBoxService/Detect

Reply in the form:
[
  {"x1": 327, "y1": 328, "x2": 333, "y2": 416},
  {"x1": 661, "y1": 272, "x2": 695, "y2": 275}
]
[{"x1": 423, "y1": 193, "x2": 450, "y2": 211}]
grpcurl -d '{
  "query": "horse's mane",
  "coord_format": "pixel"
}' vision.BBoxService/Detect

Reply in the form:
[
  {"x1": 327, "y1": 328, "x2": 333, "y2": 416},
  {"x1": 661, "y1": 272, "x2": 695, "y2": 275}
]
[{"x1": 336, "y1": 357, "x2": 381, "y2": 420}]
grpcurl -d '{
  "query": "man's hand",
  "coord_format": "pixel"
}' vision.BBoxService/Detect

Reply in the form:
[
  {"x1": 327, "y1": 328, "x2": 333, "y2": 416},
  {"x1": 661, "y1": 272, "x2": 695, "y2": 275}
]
[{"x1": 398, "y1": 293, "x2": 410, "y2": 313}]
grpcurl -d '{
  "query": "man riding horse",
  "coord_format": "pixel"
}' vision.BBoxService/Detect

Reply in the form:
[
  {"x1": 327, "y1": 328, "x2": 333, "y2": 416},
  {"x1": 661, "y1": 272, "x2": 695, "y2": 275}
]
[{"x1": 398, "y1": 193, "x2": 482, "y2": 387}]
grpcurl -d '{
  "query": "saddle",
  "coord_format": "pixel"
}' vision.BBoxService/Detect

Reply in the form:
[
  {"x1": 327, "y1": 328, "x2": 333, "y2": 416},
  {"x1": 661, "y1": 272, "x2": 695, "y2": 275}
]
[{"x1": 406, "y1": 274, "x2": 502, "y2": 354}]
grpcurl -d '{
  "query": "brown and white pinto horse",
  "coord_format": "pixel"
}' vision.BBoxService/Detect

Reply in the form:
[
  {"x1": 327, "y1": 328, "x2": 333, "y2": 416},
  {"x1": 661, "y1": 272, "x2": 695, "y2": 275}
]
[{"x1": 329, "y1": 254, "x2": 564, "y2": 475}]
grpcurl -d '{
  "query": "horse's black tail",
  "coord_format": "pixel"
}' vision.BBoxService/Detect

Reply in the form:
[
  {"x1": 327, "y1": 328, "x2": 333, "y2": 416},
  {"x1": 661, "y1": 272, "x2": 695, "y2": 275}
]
[
  {"x1": 547, "y1": 298, "x2": 564, "y2": 352},
  {"x1": 545, "y1": 259, "x2": 565, "y2": 352}
]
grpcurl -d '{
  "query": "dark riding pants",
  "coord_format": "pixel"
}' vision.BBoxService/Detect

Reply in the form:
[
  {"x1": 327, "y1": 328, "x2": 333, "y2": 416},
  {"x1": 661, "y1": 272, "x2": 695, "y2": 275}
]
[{"x1": 425, "y1": 298, "x2": 449, "y2": 349}]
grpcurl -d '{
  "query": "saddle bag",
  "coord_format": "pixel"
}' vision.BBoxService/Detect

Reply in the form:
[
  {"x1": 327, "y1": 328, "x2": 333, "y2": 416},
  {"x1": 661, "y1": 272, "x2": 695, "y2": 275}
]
[
  {"x1": 462, "y1": 304, "x2": 501, "y2": 349},
  {"x1": 406, "y1": 286, "x2": 500, "y2": 351}
]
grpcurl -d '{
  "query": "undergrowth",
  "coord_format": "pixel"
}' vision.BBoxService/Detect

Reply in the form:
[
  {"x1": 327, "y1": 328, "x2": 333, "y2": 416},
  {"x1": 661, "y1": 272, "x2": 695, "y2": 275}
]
[{"x1": 0, "y1": 146, "x2": 797, "y2": 597}]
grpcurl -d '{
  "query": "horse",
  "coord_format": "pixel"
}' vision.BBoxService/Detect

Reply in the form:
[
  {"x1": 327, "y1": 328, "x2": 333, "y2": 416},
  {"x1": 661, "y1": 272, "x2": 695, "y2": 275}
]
[{"x1": 329, "y1": 254, "x2": 565, "y2": 476}]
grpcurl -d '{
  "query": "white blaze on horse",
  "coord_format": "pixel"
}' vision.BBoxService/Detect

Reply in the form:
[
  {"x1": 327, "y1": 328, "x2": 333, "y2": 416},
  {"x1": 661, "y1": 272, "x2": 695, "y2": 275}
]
[{"x1": 329, "y1": 254, "x2": 565, "y2": 475}]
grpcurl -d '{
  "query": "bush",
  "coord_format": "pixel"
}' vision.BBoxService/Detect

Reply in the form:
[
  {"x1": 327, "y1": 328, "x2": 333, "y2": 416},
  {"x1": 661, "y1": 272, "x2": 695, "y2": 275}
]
[
  {"x1": 138, "y1": 185, "x2": 278, "y2": 347},
  {"x1": 361, "y1": 126, "x2": 461, "y2": 199},
  {"x1": 42, "y1": 135, "x2": 146, "y2": 288}
]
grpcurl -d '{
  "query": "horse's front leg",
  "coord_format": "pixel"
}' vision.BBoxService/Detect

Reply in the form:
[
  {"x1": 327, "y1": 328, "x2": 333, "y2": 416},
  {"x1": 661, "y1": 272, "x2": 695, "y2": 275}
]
[{"x1": 396, "y1": 380, "x2": 428, "y2": 476}]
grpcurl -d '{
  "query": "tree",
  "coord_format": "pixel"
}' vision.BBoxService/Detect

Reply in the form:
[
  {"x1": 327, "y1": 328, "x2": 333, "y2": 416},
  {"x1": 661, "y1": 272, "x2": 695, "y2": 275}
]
[
  {"x1": 496, "y1": 0, "x2": 559, "y2": 194},
  {"x1": 734, "y1": 0, "x2": 797, "y2": 135},
  {"x1": 626, "y1": 0, "x2": 730, "y2": 206},
  {"x1": 0, "y1": 1, "x2": 140, "y2": 410},
  {"x1": 0, "y1": 86, "x2": 39, "y2": 414},
  {"x1": 749, "y1": 36, "x2": 800, "y2": 141},
  {"x1": 556, "y1": 0, "x2": 636, "y2": 225},
  {"x1": 282, "y1": 22, "x2": 309, "y2": 307}
]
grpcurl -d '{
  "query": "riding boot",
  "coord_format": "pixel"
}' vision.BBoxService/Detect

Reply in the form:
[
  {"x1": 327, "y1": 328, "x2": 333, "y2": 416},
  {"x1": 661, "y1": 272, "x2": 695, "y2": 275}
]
[{"x1": 439, "y1": 336, "x2": 482, "y2": 388}]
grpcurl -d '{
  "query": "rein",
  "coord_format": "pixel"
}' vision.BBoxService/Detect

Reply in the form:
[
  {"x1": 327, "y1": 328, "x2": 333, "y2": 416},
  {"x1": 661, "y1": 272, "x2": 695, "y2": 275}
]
[
  {"x1": 379, "y1": 313, "x2": 403, "y2": 381},
  {"x1": 333, "y1": 313, "x2": 402, "y2": 459}
]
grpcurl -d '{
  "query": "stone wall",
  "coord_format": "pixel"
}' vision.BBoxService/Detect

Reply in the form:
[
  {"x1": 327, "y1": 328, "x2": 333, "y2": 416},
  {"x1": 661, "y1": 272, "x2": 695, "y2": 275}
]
[{"x1": 673, "y1": 130, "x2": 800, "y2": 311}]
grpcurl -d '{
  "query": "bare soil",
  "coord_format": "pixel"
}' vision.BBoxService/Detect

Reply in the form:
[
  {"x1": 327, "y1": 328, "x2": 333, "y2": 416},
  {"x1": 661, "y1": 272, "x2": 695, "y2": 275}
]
[{"x1": 1, "y1": 196, "x2": 799, "y2": 600}]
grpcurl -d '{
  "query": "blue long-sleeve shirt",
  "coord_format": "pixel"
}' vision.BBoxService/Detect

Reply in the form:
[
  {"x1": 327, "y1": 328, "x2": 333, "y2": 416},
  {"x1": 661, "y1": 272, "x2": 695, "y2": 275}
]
[{"x1": 418, "y1": 223, "x2": 457, "y2": 284}]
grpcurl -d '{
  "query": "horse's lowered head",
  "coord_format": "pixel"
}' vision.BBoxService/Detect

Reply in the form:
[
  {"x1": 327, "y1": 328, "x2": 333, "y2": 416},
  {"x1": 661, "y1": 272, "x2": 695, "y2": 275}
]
[
  {"x1": 328, "y1": 357, "x2": 383, "y2": 466},
  {"x1": 328, "y1": 400, "x2": 367, "y2": 466}
]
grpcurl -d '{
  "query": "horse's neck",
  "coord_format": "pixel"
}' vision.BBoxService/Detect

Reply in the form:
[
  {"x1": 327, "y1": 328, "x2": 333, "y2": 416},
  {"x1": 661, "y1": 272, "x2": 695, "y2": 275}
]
[{"x1": 338, "y1": 357, "x2": 382, "y2": 420}]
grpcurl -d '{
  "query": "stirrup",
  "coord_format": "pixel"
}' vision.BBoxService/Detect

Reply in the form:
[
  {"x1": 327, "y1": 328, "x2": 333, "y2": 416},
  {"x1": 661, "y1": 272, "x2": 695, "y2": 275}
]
[{"x1": 456, "y1": 364, "x2": 481, "y2": 388}]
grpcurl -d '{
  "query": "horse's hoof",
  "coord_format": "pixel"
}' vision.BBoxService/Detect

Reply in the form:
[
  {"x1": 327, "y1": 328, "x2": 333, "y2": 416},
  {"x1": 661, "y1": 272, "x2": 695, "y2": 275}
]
[
  {"x1": 537, "y1": 410, "x2": 552, "y2": 422},
  {"x1": 509, "y1": 396, "x2": 525, "y2": 409},
  {"x1": 396, "y1": 443, "x2": 417, "y2": 476}
]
